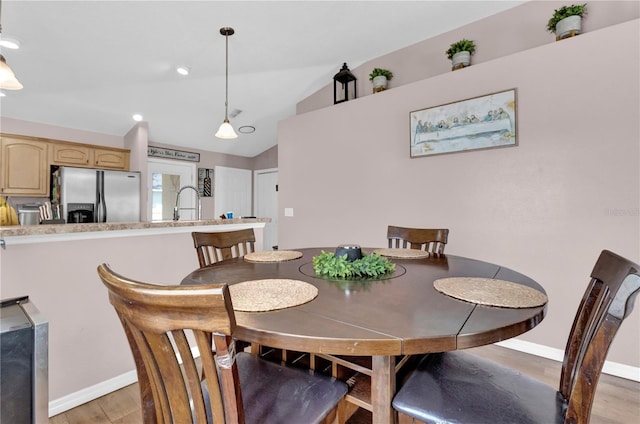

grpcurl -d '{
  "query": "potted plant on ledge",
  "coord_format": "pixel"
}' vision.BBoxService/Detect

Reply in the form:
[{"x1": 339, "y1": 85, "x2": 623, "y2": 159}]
[
  {"x1": 369, "y1": 68, "x2": 393, "y2": 93},
  {"x1": 547, "y1": 3, "x2": 587, "y2": 40},
  {"x1": 446, "y1": 38, "x2": 476, "y2": 71}
]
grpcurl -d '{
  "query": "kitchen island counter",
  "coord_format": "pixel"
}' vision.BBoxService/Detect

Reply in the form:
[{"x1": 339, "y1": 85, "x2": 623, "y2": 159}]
[{"x1": 0, "y1": 218, "x2": 269, "y2": 245}]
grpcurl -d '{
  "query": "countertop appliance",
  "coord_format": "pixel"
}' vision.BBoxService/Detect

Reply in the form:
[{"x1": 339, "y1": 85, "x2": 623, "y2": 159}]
[
  {"x1": 0, "y1": 296, "x2": 49, "y2": 424},
  {"x1": 17, "y1": 204, "x2": 42, "y2": 226},
  {"x1": 52, "y1": 166, "x2": 141, "y2": 223}
]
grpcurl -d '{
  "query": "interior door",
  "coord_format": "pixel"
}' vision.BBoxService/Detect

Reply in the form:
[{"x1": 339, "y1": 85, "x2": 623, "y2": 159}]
[
  {"x1": 147, "y1": 159, "x2": 196, "y2": 221},
  {"x1": 214, "y1": 166, "x2": 251, "y2": 218},
  {"x1": 255, "y1": 169, "x2": 278, "y2": 250}
]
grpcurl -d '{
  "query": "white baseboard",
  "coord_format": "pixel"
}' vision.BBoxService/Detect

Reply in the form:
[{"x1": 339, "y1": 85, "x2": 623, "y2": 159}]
[
  {"x1": 496, "y1": 339, "x2": 640, "y2": 382},
  {"x1": 48, "y1": 370, "x2": 138, "y2": 417},
  {"x1": 49, "y1": 341, "x2": 639, "y2": 417},
  {"x1": 49, "y1": 346, "x2": 202, "y2": 417}
]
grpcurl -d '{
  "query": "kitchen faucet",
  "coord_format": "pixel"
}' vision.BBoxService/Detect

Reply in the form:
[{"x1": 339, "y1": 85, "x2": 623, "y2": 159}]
[{"x1": 173, "y1": 185, "x2": 202, "y2": 221}]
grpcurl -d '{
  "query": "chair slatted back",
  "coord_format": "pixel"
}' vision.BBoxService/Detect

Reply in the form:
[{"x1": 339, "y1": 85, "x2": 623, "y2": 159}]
[
  {"x1": 560, "y1": 250, "x2": 640, "y2": 422},
  {"x1": 98, "y1": 264, "x2": 243, "y2": 423},
  {"x1": 387, "y1": 225, "x2": 449, "y2": 254},
  {"x1": 192, "y1": 229, "x2": 256, "y2": 267}
]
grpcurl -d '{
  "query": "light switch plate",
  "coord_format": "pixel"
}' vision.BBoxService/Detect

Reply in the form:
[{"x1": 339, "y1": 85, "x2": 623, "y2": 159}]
[{"x1": 284, "y1": 208, "x2": 294, "y2": 217}]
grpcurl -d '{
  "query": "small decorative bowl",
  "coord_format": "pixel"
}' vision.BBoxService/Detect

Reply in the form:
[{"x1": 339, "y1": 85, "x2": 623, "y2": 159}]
[{"x1": 335, "y1": 244, "x2": 363, "y2": 262}]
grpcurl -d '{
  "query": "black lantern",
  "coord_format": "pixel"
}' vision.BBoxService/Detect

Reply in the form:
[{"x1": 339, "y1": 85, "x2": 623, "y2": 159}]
[{"x1": 333, "y1": 63, "x2": 357, "y2": 104}]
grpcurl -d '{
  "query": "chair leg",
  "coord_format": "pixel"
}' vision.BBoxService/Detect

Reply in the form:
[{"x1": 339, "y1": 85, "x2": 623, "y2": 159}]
[
  {"x1": 327, "y1": 399, "x2": 354, "y2": 424},
  {"x1": 397, "y1": 412, "x2": 424, "y2": 424}
]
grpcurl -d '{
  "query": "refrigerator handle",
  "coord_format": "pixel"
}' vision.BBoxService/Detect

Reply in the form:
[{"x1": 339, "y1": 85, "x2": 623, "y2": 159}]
[{"x1": 96, "y1": 171, "x2": 107, "y2": 222}]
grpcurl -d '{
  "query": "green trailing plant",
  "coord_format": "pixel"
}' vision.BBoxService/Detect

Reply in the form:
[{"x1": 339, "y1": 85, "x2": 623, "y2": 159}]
[
  {"x1": 369, "y1": 68, "x2": 393, "y2": 81},
  {"x1": 445, "y1": 39, "x2": 476, "y2": 60},
  {"x1": 546, "y1": 3, "x2": 587, "y2": 33},
  {"x1": 312, "y1": 250, "x2": 395, "y2": 279}
]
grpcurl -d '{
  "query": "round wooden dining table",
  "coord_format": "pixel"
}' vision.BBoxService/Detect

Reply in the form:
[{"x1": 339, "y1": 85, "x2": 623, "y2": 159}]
[{"x1": 182, "y1": 247, "x2": 547, "y2": 424}]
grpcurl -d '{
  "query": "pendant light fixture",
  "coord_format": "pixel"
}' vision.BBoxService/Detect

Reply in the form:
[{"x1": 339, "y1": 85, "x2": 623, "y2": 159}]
[
  {"x1": 0, "y1": 0, "x2": 23, "y2": 90},
  {"x1": 215, "y1": 27, "x2": 238, "y2": 139},
  {"x1": 0, "y1": 54, "x2": 22, "y2": 89}
]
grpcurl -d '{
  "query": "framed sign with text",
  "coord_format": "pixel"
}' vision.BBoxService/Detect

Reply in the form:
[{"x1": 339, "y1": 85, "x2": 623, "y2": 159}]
[{"x1": 147, "y1": 146, "x2": 200, "y2": 162}]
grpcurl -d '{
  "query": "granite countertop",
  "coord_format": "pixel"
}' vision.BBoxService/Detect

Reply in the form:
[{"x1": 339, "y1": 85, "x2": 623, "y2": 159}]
[{"x1": 0, "y1": 218, "x2": 270, "y2": 238}]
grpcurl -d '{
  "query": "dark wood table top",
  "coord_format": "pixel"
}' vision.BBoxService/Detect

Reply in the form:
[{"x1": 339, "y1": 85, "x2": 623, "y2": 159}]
[{"x1": 182, "y1": 247, "x2": 547, "y2": 356}]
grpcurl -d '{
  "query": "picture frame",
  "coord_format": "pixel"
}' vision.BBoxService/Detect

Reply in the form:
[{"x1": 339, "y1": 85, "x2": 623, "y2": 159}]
[
  {"x1": 197, "y1": 168, "x2": 214, "y2": 197},
  {"x1": 148, "y1": 146, "x2": 200, "y2": 162},
  {"x1": 410, "y1": 88, "x2": 517, "y2": 158}
]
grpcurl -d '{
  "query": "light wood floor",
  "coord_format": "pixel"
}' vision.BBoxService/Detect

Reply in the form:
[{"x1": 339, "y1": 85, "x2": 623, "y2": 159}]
[{"x1": 49, "y1": 344, "x2": 639, "y2": 424}]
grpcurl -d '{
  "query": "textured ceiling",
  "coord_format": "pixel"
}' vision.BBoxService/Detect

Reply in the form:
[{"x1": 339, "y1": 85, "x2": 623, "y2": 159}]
[{"x1": 0, "y1": 1, "x2": 524, "y2": 157}]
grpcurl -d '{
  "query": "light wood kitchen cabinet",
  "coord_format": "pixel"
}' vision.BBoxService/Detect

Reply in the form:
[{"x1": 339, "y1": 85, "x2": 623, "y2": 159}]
[
  {"x1": 0, "y1": 135, "x2": 49, "y2": 196},
  {"x1": 49, "y1": 143, "x2": 92, "y2": 166},
  {"x1": 93, "y1": 148, "x2": 129, "y2": 170},
  {"x1": 1, "y1": 133, "x2": 131, "y2": 196},
  {"x1": 49, "y1": 142, "x2": 129, "y2": 170}
]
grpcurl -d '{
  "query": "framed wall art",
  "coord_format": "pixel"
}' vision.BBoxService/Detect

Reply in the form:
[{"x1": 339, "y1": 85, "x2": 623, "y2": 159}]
[
  {"x1": 410, "y1": 88, "x2": 517, "y2": 158},
  {"x1": 198, "y1": 168, "x2": 214, "y2": 197}
]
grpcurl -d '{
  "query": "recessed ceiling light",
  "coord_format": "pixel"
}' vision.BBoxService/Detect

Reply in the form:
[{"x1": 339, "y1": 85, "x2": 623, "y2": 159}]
[
  {"x1": 176, "y1": 66, "x2": 190, "y2": 76},
  {"x1": 238, "y1": 125, "x2": 255, "y2": 134},
  {"x1": 0, "y1": 38, "x2": 20, "y2": 50},
  {"x1": 132, "y1": 114, "x2": 143, "y2": 122}
]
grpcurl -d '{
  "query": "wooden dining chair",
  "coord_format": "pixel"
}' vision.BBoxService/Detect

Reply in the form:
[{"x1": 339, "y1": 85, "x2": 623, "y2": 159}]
[
  {"x1": 392, "y1": 249, "x2": 640, "y2": 424},
  {"x1": 98, "y1": 263, "x2": 348, "y2": 424},
  {"x1": 387, "y1": 226, "x2": 449, "y2": 254},
  {"x1": 192, "y1": 229, "x2": 256, "y2": 267}
]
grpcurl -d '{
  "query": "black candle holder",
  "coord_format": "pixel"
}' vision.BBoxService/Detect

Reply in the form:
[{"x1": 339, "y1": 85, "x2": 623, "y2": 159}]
[{"x1": 335, "y1": 244, "x2": 363, "y2": 262}]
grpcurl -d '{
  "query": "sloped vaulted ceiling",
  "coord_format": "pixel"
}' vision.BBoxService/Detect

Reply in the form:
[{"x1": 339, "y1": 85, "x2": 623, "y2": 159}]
[{"x1": 0, "y1": 1, "x2": 525, "y2": 157}]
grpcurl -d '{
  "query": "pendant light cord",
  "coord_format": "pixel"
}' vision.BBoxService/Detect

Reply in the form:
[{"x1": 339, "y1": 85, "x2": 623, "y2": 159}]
[
  {"x1": 224, "y1": 29, "x2": 229, "y2": 121},
  {"x1": 0, "y1": 0, "x2": 4, "y2": 34},
  {"x1": 215, "y1": 27, "x2": 236, "y2": 139}
]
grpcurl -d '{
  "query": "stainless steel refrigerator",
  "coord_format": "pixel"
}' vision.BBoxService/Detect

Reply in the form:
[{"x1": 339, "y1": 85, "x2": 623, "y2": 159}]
[{"x1": 52, "y1": 166, "x2": 141, "y2": 223}]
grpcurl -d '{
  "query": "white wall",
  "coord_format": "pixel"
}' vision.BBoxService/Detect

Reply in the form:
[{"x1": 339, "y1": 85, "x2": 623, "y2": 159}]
[
  {"x1": 298, "y1": 1, "x2": 639, "y2": 115},
  {"x1": 0, "y1": 117, "x2": 125, "y2": 148},
  {"x1": 278, "y1": 20, "x2": 640, "y2": 369},
  {"x1": 0, "y1": 233, "x2": 197, "y2": 402}
]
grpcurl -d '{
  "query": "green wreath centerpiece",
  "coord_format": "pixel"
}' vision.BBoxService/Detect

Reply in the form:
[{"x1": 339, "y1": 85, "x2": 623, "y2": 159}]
[{"x1": 312, "y1": 250, "x2": 395, "y2": 280}]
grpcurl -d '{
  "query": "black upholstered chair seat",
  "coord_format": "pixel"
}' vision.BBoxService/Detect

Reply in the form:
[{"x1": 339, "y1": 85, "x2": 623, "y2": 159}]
[
  {"x1": 234, "y1": 352, "x2": 348, "y2": 424},
  {"x1": 393, "y1": 351, "x2": 566, "y2": 424},
  {"x1": 392, "y1": 251, "x2": 640, "y2": 424}
]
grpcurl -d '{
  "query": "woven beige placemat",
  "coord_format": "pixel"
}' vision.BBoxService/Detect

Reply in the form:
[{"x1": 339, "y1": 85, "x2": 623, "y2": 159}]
[
  {"x1": 229, "y1": 279, "x2": 318, "y2": 312},
  {"x1": 244, "y1": 250, "x2": 303, "y2": 263},
  {"x1": 433, "y1": 277, "x2": 548, "y2": 308},
  {"x1": 372, "y1": 248, "x2": 430, "y2": 259}
]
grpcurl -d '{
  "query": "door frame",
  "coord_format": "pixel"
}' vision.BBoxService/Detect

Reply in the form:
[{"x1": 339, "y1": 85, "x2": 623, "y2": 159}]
[{"x1": 254, "y1": 167, "x2": 278, "y2": 250}]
